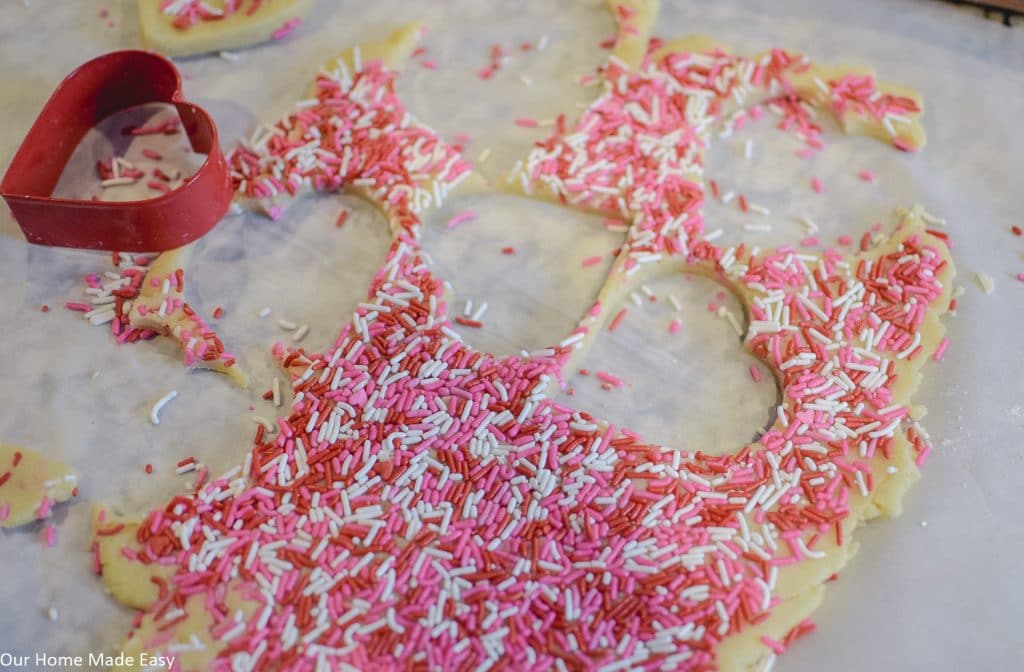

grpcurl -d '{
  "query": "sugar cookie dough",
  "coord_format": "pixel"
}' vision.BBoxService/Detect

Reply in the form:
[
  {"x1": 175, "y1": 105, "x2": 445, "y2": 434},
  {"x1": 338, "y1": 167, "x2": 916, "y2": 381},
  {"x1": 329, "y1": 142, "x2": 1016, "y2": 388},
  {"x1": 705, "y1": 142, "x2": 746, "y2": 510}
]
[
  {"x1": 0, "y1": 444, "x2": 77, "y2": 529},
  {"x1": 91, "y1": 1, "x2": 955, "y2": 670},
  {"x1": 138, "y1": 0, "x2": 315, "y2": 57}
]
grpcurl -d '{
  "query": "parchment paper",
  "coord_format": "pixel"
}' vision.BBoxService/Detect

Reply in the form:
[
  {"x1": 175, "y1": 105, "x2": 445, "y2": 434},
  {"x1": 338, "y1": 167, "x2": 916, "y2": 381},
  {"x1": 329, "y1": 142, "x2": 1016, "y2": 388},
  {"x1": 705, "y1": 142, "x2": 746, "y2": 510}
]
[{"x1": 1, "y1": 1, "x2": 1022, "y2": 670}]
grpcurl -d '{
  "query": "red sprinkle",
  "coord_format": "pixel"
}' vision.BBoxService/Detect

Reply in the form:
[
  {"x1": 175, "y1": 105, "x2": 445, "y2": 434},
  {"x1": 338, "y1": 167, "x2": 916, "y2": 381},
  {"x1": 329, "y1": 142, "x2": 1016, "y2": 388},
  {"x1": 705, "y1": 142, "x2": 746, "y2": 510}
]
[
  {"x1": 141, "y1": 148, "x2": 163, "y2": 161},
  {"x1": 454, "y1": 317, "x2": 483, "y2": 329},
  {"x1": 213, "y1": 307, "x2": 224, "y2": 319},
  {"x1": 145, "y1": 464, "x2": 154, "y2": 474},
  {"x1": 501, "y1": 246, "x2": 516, "y2": 255},
  {"x1": 608, "y1": 308, "x2": 628, "y2": 332}
]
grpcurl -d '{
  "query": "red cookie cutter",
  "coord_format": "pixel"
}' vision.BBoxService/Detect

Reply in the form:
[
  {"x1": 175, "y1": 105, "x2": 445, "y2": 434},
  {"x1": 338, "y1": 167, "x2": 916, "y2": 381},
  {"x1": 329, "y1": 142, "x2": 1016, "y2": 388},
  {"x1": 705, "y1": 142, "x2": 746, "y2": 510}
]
[{"x1": 1, "y1": 50, "x2": 232, "y2": 252}]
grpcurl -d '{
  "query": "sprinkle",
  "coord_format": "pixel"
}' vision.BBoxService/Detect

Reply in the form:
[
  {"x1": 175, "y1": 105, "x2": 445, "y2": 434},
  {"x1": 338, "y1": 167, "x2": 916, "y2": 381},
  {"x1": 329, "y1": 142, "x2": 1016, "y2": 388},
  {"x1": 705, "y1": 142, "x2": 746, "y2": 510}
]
[
  {"x1": 595, "y1": 371, "x2": 624, "y2": 387},
  {"x1": 292, "y1": 324, "x2": 310, "y2": 342},
  {"x1": 750, "y1": 365, "x2": 762, "y2": 383},
  {"x1": 974, "y1": 272, "x2": 995, "y2": 294},
  {"x1": 271, "y1": 18, "x2": 302, "y2": 41},
  {"x1": 515, "y1": 118, "x2": 539, "y2": 128},
  {"x1": 608, "y1": 308, "x2": 628, "y2": 332},
  {"x1": 277, "y1": 319, "x2": 298, "y2": 330},
  {"x1": 149, "y1": 390, "x2": 178, "y2": 426},
  {"x1": 501, "y1": 246, "x2": 516, "y2": 255},
  {"x1": 258, "y1": 307, "x2": 272, "y2": 318},
  {"x1": 668, "y1": 319, "x2": 681, "y2": 334},
  {"x1": 213, "y1": 307, "x2": 224, "y2": 319},
  {"x1": 141, "y1": 148, "x2": 163, "y2": 161},
  {"x1": 810, "y1": 176, "x2": 823, "y2": 193},
  {"x1": 47, "y1": 607, "x2": 59, "y2": 621},
  {"x1": 219, "y1": 50, "x2": 241, "y2": 63},
  {"x1": 44, "y1": 525, "x2": 57, "y2": 547},
  {"x1": 581, "y1": 255, "x2": 603, "y2": 267},
  {"x1": 932, "y1": 337, "x2": 949, "y2": 361},
  {"x1": 454, "y1": 317, "x2": 483, "y2": 328},
  {"x1": 447, "y1": 211, "x2": 477, "y2": 229},
  {"x1": 336, "y1": 210, "x2": 348, "y2": 228},
  {"x1": 857, "y1": 170, "x2": 876, "y2": 183},
  {"x1": 145, "y1": 464, "x2": 153, "y2": 474}
]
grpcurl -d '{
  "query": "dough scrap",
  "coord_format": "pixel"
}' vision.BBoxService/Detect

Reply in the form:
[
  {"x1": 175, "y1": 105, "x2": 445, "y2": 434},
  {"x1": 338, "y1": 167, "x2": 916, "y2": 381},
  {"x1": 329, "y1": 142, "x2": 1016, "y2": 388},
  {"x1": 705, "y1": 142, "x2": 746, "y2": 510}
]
[
  {"x1": 137, "y1": 0, "x2": 315, "y2": 57},
  {"x1": 0, "y1": 444, "x2": 77, "y2": 529}
]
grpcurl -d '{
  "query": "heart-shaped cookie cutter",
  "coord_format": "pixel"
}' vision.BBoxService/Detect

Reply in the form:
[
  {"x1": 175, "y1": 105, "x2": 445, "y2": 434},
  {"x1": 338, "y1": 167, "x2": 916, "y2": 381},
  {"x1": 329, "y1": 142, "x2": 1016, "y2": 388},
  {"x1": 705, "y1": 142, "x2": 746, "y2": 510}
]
[{"x1": 1, "y1": 50, "x2": 231, "y2": 252}]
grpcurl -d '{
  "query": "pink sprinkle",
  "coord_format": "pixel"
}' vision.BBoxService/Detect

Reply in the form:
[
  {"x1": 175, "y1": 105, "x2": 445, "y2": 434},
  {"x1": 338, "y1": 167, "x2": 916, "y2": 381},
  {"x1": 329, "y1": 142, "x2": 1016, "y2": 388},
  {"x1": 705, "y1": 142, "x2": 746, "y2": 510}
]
[
  {"x1": 796, "y1": 148, "x2": 816, "y2": 160},
  {"x1": 44, "y1": 525, "x2": 57, "y2": 547},
  {"x1": 268, "y1": 205, "x2": 284, "y2": 221},
  {"x1": 141, "y1": 148, "x2": 163, "y2": 161},
  {"x1": 707, "y1": 302, "x2": 718, "y2": 313},
  {"x1": 811, "y1": 176, "x2": 824, "y2": 193},
  {"x1": 932, "y1": 337, "x2": 949, "y2": 361},
  {"x1": 1016, "y1": 273, "x2": 1024, "y2": 282},
  {"x1": 915, "y1": 444, "x2": 932, "y2": 466},
  {"x1": 750, "y1": 105, "x2": 765, "y2": 120},
  {"x1": 37, "y1": 497, "x2": 51, "y2": 518},
  {"x1": 146, "y1": 180, "x2": 170, "y2": 194},
  {"x1": 668, "y1": 319, "x2": 681, "y2": 334},
  {"x1": 595, "y1": 371, "x2": 624, "y2": 387},
  {"x1": 800, "y1": 236, "x2": 819, "y2": 247},
  {"x1": 749, "y1": 365, "x2": 763, "y2": 383},
  {"x1": 0, "y1": 503, "x2": 8, "y2": 522},
  {"x1": 581, "y1": 255, "x2": 603, "y2": 267},
  {"x1": 893, "y1": 137, "x2": 915, "y2": 152},
  {"x1": 271, "y1": 18, "x2": 302, "y2": 41},
  {"x1": 420, "y1": 59, "x2": 438, "y2": 70},
  {"x1": 857, "y1": 170, "x2": 877, "y2": 183},
  {"x1": 760, "y1": 636, "x2": 786, "y2": 655},
  {"x1": 454, "y1": 134, "x2": 472, "y2": 144},
  {"x1": 838, "y1": 234, "x2": 854, "y2": 246},
  {"x1": 99, "y1": 9, "x2": 108, "y2": 18},
  {"x1": 446, "y1": 210, "x2": 477, "y2": 229},
  {"x1": 65, "y1": 302, "x2": 91, "y2": 312},
  {"x1": 514, "y1": 117, "x2": 538, "y2": 128}
]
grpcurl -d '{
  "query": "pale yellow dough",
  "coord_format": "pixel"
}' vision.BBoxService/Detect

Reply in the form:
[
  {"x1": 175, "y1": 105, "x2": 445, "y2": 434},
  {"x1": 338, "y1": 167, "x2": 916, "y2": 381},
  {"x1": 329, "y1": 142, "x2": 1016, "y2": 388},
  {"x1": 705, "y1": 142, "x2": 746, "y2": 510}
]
[
  {"x1": 128, "y1": 245, "x2": 249, "y2": 387},
  {"x1": 137, "y1": 0, "x2": 316, "y2": 57},
  {"x1": 0, "y1": 444, "x2": 77, "y2": 528},
  {"x1": 99, "y1": 3, "x2": 952, "y2": 670}
]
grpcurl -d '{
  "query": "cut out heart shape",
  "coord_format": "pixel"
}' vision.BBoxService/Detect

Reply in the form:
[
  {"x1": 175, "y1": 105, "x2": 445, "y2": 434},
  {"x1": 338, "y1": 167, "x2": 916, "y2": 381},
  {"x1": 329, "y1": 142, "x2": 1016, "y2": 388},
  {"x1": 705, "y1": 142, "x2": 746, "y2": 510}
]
[{"x1": 1, "y1": 50, "x2": 231, "y2": 252}]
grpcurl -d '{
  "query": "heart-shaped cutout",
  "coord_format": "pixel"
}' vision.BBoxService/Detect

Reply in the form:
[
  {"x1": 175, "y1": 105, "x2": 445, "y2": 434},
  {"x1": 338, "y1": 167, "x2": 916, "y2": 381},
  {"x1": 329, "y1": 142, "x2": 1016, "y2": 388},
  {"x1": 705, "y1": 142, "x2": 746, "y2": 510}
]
[{"x1": 1, "y1": 50, "x2": 231, "y2": 252}]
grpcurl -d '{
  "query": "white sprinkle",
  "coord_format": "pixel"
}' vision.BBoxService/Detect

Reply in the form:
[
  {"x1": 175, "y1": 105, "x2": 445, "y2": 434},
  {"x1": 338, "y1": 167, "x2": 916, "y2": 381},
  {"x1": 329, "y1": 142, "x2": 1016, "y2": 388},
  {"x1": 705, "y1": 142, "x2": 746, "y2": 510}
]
[
  {"x1": 150, "y1": 390, "x2": 178, "y2": 426},
  {"x1": 219, "y1": 50, "x2": 241, "y2": 63},
  {"x1": 743, "y1": 138, "x2": 753, "y2": 160},
  {"x1": 277, "y1": 318, "x2": 298, "y2": 330},
  {"x1": 251, "y1": 417, "x2": 276, "y2": 432},
  {"x1": 292, "y1": 324, "x2": 310, "y2": 342},
  {"x1": 47, "y1": 607, "x2": 59, "y2": 621},
  {"x1": 537, "y1": 35, "x2": 550, "y2": 51},
  {"x1": 100, "y1": 177, "x2": 136, "y2": 188},
  {"x1": 974, "y1": 272, "x2": 994, "y2": 294},
  {"x1": 478, "y1": 148, "x2": 491, "y2": 163},
  {"x1": 258, "y1": 307, "x2": 272, "y2": 318},
  {"x1": 273, "y1": 378, "x2": 282, "y2": 407}
]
